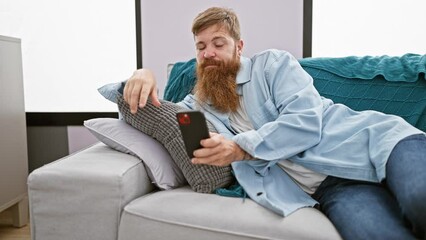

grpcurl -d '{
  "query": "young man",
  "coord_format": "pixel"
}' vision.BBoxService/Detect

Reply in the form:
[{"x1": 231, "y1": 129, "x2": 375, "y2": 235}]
[{"x1": 123, "y1": 7, "x2": 426, "y2": 240}]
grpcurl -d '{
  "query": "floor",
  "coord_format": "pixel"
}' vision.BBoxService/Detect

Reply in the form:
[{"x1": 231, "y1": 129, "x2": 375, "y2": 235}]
[{"x1": 0, "y1": 210, "x2": 31, "y2": 240}]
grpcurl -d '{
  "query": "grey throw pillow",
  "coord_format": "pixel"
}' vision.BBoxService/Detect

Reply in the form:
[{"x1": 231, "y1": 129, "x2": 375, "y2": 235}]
[
  {"x1": 84, "y1": 118, "x2": 186, "y2": 189},
  {"x1": 117, "y1": 95, "x2": 235, "y2": 193}
]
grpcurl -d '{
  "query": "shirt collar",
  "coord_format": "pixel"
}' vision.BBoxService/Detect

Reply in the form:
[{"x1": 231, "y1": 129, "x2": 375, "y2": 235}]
[{"x1": 236, "y1": 56, "x2": 251, "y2": 85}]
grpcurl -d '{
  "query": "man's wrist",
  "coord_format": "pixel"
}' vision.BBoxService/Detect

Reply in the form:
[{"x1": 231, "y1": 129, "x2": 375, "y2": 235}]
[
  {"x1": 233, "y1": 141, "x2": 253, "y2": 160},
  {"x1": 243, "y1": 151, "x2": 253, "y2": 160}
]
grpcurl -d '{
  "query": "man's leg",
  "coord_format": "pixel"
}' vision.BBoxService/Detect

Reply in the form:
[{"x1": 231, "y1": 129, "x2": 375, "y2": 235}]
[
  {"x1": 386, "y1": 133, "x2": 426, "y2": 239},
  {"x1": 312, "y1": 176, "x2": 417, "y2": 240}
]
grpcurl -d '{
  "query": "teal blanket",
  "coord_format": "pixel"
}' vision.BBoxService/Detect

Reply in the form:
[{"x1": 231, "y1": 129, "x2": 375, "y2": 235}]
[
  {"x1": 299, "y1": 53, "x2": 426, "y2": 82},
  {"x1": 164, "y1": 54, "x2": 426, "y2": 103},
  {"x1": 164, "y1": 58, "x2": 197, "y2": 103},
  {"x1": 299, "y1": 55, "x2": 426, "y2": 132}
]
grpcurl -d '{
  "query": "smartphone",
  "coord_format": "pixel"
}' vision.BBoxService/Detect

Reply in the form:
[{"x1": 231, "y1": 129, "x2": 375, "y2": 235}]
[{"x1": 176, "y1": 110, "x2": 210, "y2": 158}]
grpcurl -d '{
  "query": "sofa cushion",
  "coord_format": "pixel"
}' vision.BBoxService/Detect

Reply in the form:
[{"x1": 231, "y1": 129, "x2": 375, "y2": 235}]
[
  {"x1": 117, "y1": 95, "x2": 235, "y2": 193},
  {"x1": 84, "y1": 118, "x2": 186, "y2": 189},
  {"x1": 118, "y1": 187, "x2": 342, "y2": 240}
]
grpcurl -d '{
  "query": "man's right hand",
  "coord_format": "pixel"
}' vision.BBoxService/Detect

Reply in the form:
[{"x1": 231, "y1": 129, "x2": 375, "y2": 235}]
[{"x1": 123, "y1": 69, "x2": 161, "y2": 114}]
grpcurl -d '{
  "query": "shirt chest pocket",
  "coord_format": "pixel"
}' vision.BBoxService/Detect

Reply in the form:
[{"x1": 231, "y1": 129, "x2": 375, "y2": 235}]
[{"x1": 249, "y1": 97, "x2": 279, "y2": 128}]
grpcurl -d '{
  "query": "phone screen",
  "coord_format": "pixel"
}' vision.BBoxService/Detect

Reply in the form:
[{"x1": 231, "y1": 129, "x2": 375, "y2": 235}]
[{"x1": 176, "y1": 110, "x2": 210, "y2": 158}]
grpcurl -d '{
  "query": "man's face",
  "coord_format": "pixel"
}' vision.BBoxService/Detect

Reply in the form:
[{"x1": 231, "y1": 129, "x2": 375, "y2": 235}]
[
  {"x1": 193, "y1": 24, "x2": 243, "y2": 113},
  {"x1": 194, "y1": 24, "x2": 243, "y2": 65}
]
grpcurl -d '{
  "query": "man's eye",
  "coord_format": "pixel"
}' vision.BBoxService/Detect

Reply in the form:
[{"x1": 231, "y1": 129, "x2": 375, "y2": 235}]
[
  {"x1": 197, "y1": 46, "x2": 206, "y2": 51},
  {"x1": 215, "y1": 44, "x2": 224, "y2": 48}
]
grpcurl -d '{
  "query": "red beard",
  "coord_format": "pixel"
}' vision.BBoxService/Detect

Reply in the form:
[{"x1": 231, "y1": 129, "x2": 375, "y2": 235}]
[{"x1": 194, "y1": 55, "x2": 241, "y2": 113}]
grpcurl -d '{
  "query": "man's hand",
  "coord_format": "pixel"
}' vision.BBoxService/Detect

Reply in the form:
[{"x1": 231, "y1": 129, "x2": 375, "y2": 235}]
[
  {"x1": 123, "y1": 69, "x2": 161, "y2": 114},
  {"x1": 191, "y1": 132, "x2": 248, "y2": 166}
]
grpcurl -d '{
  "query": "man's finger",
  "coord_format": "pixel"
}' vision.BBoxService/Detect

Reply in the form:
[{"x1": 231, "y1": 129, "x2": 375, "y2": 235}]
[
  {"x1": 123, "y1": 81, "x2": 133, "y2": 104},
  {"x1": 200, "y1": 133, "x2": 222, "y2": 148},
  {"x1": 137, "y1": 85, "x2": 151, "y2": 108},
  {"x1": 150, "y1": 88, "x2": 161, "y2": 107},
  {"x1": 191, "y1": 156, "x2": 214, "y2": 165},
  {"x1": 130, "y1": 88, "x2": 141, "y2": 114}
]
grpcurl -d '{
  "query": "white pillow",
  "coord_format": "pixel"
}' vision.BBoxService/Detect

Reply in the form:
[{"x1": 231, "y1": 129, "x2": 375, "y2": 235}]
[{"x1": 84, "y1": 118, "x2": 187, "y2": 189}]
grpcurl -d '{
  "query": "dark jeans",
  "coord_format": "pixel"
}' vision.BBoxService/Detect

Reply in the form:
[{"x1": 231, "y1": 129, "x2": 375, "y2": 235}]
[{"x1": 312, "y1": 134, "x2": 426, "y2": 240}]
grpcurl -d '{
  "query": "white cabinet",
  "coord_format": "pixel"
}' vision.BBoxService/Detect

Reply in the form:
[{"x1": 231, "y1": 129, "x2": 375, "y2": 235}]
[{"x1": 0, "y1": 35, "x2": 29, "y2": 227}]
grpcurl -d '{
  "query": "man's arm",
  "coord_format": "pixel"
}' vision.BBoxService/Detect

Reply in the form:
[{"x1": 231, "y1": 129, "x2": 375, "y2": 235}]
[
  {"x1": 123, "y1": 69, "x2": 161, "y2": 113},
  {"x1": 233, "y1": 51, "x2": 324, "y2": 161}
]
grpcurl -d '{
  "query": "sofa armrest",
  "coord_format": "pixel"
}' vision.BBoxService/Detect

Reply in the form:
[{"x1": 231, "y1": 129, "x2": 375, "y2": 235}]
[{"x1": 28, "y1": 143, "x2": 155, "y2": 240}]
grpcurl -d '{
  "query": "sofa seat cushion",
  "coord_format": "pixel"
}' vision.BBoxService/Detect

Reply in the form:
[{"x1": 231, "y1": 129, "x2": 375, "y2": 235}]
[{"x1": 118, "y1": 187, "x2": 342, "y2": 240}]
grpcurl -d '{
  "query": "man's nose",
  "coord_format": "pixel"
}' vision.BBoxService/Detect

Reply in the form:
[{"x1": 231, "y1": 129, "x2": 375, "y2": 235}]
[{"x1": 203, "y1": 49, "x2": 216, "y2": 58}]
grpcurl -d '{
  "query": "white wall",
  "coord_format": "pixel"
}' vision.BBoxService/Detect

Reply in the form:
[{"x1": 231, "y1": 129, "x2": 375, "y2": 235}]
[
  {"x1": 141, "y1": 0, "x2": 304, "y2": 97},
  {"x1": 312, "y1": 0, "x2": 426, "y2": 57},
  {"x1": 0, "y1": 0, "x2": 136, "y2": 112},
  {"x1": 0, "y1": 0, "x2": 304, "y2": 111}
]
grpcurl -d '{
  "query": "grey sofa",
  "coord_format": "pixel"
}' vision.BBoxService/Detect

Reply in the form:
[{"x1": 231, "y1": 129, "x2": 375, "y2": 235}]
[
  {"x1": 28, "y1": 142, "x2": 341, "y2": 240},
  {"x1": 28, "y1": 54, "x2": 426, "y2": 240}
]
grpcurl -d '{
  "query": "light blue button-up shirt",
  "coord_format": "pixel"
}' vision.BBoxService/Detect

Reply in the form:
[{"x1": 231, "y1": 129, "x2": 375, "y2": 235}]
[{"x1": 178, "y1": 49, "x2": 423, "y2": 216}]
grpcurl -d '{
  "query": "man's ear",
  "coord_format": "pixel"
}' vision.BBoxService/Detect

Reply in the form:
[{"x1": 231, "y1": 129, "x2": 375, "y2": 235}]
[{"x1": 237, "y1": 39, "x2": 244, "y2": 56}]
